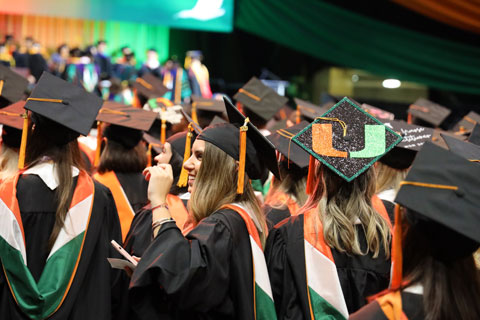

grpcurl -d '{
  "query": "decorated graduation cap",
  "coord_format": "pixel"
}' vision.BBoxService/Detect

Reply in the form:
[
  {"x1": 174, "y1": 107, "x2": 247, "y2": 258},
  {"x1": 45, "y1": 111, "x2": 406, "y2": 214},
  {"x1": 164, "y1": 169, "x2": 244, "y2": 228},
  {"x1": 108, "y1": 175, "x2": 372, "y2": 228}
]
[
  {"x1": 0, "y1": 64, "x2": 29, "y2": 107},
  {"x1": 146, "y1": 96, "x2": 174, "y2": 111},
  {"x1": 292, "y1": 97, "x2": 402, "y2": 191},
  {"x1": 453, "y1": 111, "x2": 480, "y2": 134},
  {"x1": 293, "y1": 98, "x2": 332, "y2": 123},
  {"x1": 132, "y1": 73, "x2": 169, "y2": 100},
  {"x1": 380, "y1": 120, "x2": 433, "y2": 169},
  {"x1": 190, "y1": 95, "x2": 226, "y2": 125},
  {"x1": 361, "y1": 103, "x2": 394, "y2": 121},
  {"x1": 95, "y1": 101, "x2": 157, "y2": 164},
  {"x1": 267, "y1": 121, "x2": 310, "y2": 169},
  {"x1": 407, "y1": 98, "x2": 451, "y2": 127},
  {"x1": 234, "y1": 77, "x2": 288, "y2": 122},
  {"x1": 395, "y1": 142, "x2": 480, "y2": 260},
  {"x1": 198, "y1": 97, "x2": 280, "y2": 194},
  {"x1": 0, "y1": 100, "x2": 27, "y2": 148},
  {"x1": 468, "y1": 124, "x2": 480, "y2": 146},
  {"x1": 441, "y1": 133, "x2": 480, "y2": 163},
  {"x1": 23, "y1": 71, "x2": 103, "y2": 168}
]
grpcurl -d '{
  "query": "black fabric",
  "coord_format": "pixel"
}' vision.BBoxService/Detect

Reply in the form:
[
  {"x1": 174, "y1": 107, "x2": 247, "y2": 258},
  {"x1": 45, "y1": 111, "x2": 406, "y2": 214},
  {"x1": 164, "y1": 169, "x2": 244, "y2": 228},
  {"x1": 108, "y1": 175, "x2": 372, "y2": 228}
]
[
  {"x1": 265, "y1": 205, "x2": 291, "y2": 230},
  {"x1": 128, "y1": 208, "x2": 255, "y2": 320},
  {"x1": 442, "y1": 133, "x2": 480, "y2": 161},
  {"x1": 349, "y1": 292, "x2": 424, "y2": 320},
  {"x1": 0, "y1": 64, "x2": 29, "y2": 105},
  {"x1": 31, "y1": 112, "x2": 80, "y2": 146},
  {"x1": 28, "y1": 54, "x2": 48, "y2": 82},
  {"x1": 348, "y1": 300, "x2": 389, "y2": 320},
  {"x1": 115, "y1": 172, "x2": 149, "y2": 213},
  {"x1": 2, "y1": 125, "x2": 22, "y2": 148},
  {"x1": 265, "y1": 213, "x2": 393, "y2": 319},
  {"x1": 0, "y1": 174, "x2": 123, "y2": 319},
  {"x1": 104, "y1": 125, "x2": 143, "y2": 149}
]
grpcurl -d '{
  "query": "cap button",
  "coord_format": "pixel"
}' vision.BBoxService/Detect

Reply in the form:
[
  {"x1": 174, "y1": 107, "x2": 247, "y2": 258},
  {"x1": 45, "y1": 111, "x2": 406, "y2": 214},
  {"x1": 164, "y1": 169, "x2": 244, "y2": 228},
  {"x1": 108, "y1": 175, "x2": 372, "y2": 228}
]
[
  {"x1": 343, "y1": 135, "x2": 352, "y2": 141},
  {"x1": 62, "y1": 100, "x2": 70, "y2": 105},
  {"x1": 454, "y1": 188, "x2": 465, "y2": 197}
]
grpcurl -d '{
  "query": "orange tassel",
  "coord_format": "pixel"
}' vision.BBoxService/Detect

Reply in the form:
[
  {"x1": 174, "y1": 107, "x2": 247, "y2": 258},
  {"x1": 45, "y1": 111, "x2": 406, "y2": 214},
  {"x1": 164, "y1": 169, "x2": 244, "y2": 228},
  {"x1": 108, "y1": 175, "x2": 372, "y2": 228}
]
[
  {"x1": 407, "y1": 112, "x2": 412, "y2": 124},
  {"x1": 177, "y1": 123, "x2": 193, "y2": 187},
  {"x1": 146, "y1": 144, "x2": 152, "y2": 167},
  {"x1": 296, "y1": 106, "x2": 301, "y2": 124},
  {"x1": 306, "y1": 155, "x2": 316, "y2": 194},
  {"x1": 17, "y1": 112, "x2": 29, "y2": 169},
  {"x1": 390, "y1": 204, "x2": 403, "y2": 290},
  {"x1": 0, "y1": 80, "x2": 4, "y2": 96},
  {"x1": 94, "y1": 121, "x2": 102, "y2": 167},
  {"x1": 191, "y1": 102, "x2": 199, "y2": 124},
  {"x1": 132, "y1": 89, "x2": 141, "y2": 108},
  {"x1": 160, "y1": 119, "x2": 167, "y2": 144},
  {"x1": 237, "y1": 118, "x2": 250, "y2": 194}
]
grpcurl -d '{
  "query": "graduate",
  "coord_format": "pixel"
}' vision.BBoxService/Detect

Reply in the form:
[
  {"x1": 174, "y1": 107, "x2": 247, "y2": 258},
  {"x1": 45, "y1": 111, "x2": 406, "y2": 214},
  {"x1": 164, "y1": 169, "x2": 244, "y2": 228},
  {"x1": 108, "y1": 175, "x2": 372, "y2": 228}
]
[
  {"x1": 350, "y1": 143, "x2": 480, "y2": 320},
  {"x1": 128, "y1": 98, "x2": 280, "y2": 319},
  {"x1": 161, "y1": 57, "x2": 192, "y2": 104},
  {"x1": 264, "y1": 120, "x2": 310, "y2": 227},
  {"x1": 0, "y1": 72, "x2": 122, "y2": 319},
  {"x1": 93, "y1": 101, "x2": 157, "y2": 241},
  {"x1": 265, "y1": 97, "x2": 403, "y2": 319},
  {"x1": 0, "y1": 100, "x2": 25, "y2": 181},
  {"x1": 185, "y1": 50, "x2": 212, "y2": 99}
]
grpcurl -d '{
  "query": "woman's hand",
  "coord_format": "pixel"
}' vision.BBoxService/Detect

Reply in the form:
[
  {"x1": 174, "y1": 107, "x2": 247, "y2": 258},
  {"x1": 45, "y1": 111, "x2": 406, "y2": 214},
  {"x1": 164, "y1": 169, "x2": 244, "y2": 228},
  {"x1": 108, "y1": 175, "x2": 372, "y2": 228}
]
[
  {"x1": 124, "y1": 256, "x2": 140, "y2": 278},
  {"x1": 143, "y1": 164, "x2": 173, "y2": 206},
  {"x1": 155, "y1": 142, "x2": 173, "y2": 165}
]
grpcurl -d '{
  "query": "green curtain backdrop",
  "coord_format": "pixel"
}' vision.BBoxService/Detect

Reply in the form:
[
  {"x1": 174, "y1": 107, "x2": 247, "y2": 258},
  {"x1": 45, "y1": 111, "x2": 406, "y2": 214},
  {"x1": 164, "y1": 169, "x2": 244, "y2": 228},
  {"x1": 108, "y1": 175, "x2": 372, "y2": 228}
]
[{"x1": 235, "y1": 0, "x2": 480, "y2": 94}]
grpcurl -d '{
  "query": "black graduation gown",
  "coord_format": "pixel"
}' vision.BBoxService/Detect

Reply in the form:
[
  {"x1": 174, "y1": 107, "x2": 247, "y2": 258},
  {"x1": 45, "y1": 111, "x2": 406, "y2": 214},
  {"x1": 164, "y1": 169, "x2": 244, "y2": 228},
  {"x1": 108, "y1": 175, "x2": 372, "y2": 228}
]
[
  {"x1": 265, "y1": 205, "x2": 292, "y2": 229},
  {"x1": 115, "y1": 172, "x2": 149, "y2": 213},
  {"x1": 265, "y1": 203, "x2": 394, "y2": 319},
  {"x1": 349, "y1": 292, "x2": 424, "y2": 320},
  {"x1": 0, "y1": 174, "x2": 123, "y2": 319},
  {"x1": 128, "y1": 208, "x2": 256, "y2": 320}
]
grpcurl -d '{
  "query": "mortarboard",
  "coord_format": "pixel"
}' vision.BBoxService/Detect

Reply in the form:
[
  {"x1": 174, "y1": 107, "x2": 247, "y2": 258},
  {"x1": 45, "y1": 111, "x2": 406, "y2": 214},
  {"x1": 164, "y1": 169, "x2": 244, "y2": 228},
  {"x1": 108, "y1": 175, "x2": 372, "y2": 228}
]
[
  {"x1": 441, "y1": 133, "x2": 480, "y2": 163},
  {"x1": 293, "y1": 98, "x2": 331, "y2": 123},
  {"x1": 189, "y1": 95, "x2": 226, "y2": 125},
  {"x1": 146, "y1": 97, "x2": 174, "y2": 111},
  {"x1": 0, "y1": 100, "x2": 26, "y2": 148},
  {"x1": 407, "y1": 98, "x2": 451, "y2": 127},
  {"x1": 0, "y1": 65, "x2": 29, "y2": 107},
  {"x1": 267, "y1": 121, "x2": 310, "y2": 169},
  {"x1": 468, "y1": 124, "x2": 480, "y2": 146},
  {"x1": 361, "y1": 103, "x2": 394, "y2": 121},
  {"x1": 143, "y1": 132, "x2": 163, "y2": 154},
  {"x1": 395, "y1": 142, "x2": 480, "y2": 255},
  {"x1": 23, "y1": 72, "x2": 103, "y2": 168},
  {"x1": 431, "y1": 128, "x2": 465, "y2": 149},
  {"x1": 380, "y1": 120, "x2": 433, "y2": 169},
  {"x1": 132, "y1": 73, "x2": 169, "y2": 100},
  {"x1": 292, "y1": 97, "x2": 402, "y2": 186},
  {"x1": 234, "y1": 77, "x2": 288, "y2": 122},
  {"x1": 208, "y1": 115, "x2": 227, "y2": 126},
  {"x1": 453, "y1": 111, "x2": 480, "y2": 134}
]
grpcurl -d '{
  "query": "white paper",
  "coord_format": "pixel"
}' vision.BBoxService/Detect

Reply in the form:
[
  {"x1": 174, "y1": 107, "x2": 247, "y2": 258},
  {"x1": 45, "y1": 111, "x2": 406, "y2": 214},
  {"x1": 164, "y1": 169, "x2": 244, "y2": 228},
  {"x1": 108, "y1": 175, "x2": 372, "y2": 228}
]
[{"x1": 107, "y1": 258, "x2": 137, "y2": 271}]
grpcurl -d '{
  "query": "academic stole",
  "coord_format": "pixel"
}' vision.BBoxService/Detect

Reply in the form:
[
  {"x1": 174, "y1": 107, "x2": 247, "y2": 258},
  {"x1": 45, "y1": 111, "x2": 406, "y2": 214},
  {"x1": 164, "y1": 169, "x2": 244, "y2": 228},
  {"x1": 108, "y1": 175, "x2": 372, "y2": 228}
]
[
  {"x1": 221, "y1": 204, "x2": 277, "y2": 320},
  {"x1": 0, "y1": 170, "x2": 94, "y2": 320},
  {"x1": 303, "y1": 195, "x2": 392, "y2": 320},
  {"x1": 264, "y1": 190, "x2": 300, "y2": 216},
  {"x1": 93, "y1": 171, "x2": 135, "y2": 241}
]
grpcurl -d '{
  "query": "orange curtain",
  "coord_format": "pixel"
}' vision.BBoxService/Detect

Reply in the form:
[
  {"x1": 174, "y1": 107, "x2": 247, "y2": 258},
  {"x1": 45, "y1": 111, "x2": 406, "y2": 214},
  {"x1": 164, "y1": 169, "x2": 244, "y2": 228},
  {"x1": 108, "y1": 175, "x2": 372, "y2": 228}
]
[{"x1": 392, "y1": 0, "x2": 480, "y2": 34}]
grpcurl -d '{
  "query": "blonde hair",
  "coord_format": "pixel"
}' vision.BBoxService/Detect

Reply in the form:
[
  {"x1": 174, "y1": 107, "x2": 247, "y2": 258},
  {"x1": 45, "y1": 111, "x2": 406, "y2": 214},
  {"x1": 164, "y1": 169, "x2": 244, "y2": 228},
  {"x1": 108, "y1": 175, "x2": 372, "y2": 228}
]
[
  {"x1": 190, "y1": 141, "x2": 267, "y2": 244},
  {"x1": 0, "y1": 146, "x2": 19, "y2": 181},
  {"x1": 267, "y1": 159, "x2": 308, "y2": 209},
  {"x1": 301, "y1": 162, "x2": 391, "y2": 258},
  {"x1": 375, "y1": 162, "x2": 408, "y2": 194}
]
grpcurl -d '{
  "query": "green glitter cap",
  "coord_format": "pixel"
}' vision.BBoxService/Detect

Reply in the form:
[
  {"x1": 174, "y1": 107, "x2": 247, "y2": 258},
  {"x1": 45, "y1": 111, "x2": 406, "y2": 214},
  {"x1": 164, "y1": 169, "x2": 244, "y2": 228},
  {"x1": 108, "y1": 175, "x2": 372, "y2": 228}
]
[{"x1": 292, "y1": 97, "x2": 402, "y2": 182}]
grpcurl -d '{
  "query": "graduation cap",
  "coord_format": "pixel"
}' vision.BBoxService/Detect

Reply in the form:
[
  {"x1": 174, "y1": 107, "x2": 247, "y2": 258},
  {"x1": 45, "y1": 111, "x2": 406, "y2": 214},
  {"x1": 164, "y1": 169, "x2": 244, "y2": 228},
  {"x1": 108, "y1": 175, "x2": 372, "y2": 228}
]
[
  {"x1": 233, "y1": 77, "x2": 288, "y2": 122},
  {"x1": 23, "y1": 72, "x2": 103, "y2": 168},
  {"x1": 407, "y1": 98, "x2": 451, "y2": 127},
  {"x1": 0, "y1": 100, "x2": 27, "y2": 148},
  {"x1": 292, "y1": 97, "x2": 402, "y2": 189},
  {"x1": 453, "y1": 111, "x2": 480, "y2": 134},
  {"x1": 441, "y1": 133, "x2": 480, "y2": 163},
  {"x1": 431, "y1": 128, "x2": 465, "y2": 149},
  {"x1": 190, "y1": 95, "x2": 226, "y2": 125},
  {"x1": 132, "y1": 73, "x2": 169, "y2": 100},
  {"x1": 267, "y1": 121, "x2": 310, "y2": 169},
  {"x1": 395, "y1": 142, "x2": 480, "y2": 259},
  {"x1": 468, "y1": 124, "x2": 480, "y2": 146},
  {"x1": 208, "y1": 115, "x2": 227, "y2": 126},
  {"x1": 380, "y1": 120, "x2": 433, "y2": 169},
  {"x1": 361, "y1": 103, "x2": 394, "y2": 121},
  {"x1": 293, "y1": 98, "x2": 331, "y2": 123},
  {"x1": 198, "y1": 97, "x2": 280, "y2": 194},
  {"x1": 146, "y1": 97, "x2": 174, "y2": 111},
  {"x1": 0, "y1": 65, "x2": 29, "y2": 108},
  {"x1": 96, "y1": 101, "x2": 157, "y2": 163}
]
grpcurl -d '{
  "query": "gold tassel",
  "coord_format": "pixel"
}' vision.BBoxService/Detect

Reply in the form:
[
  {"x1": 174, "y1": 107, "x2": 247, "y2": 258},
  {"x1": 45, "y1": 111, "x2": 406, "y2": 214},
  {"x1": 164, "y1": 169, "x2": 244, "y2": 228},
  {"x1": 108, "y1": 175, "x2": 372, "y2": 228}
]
[
  {"x1": 296, "y1": 105, "x2": 301, "y2": 124},
  {"x1": 191, "y1": 102, "x2": 199, "y2": 124},
  {"x1": 237, "y1": 118, "x2": 250, "y2": 194},
  {"x1": 94, "y1": 121, "x2": 102, "y2": 167},
  {"x1": 160, "y1": 119, "x2": 167, "y2": 144},
  {"x1": 17, "y1": 112, "x2": 29, "y2": 169},
  {"x1": 146, "y1": 144, "x2": 152, "y2": 167},
  {"x1": 306, "y1": 155, "x2": 316, "y2": 194},
  {"x1": 177, "y1": 123, "x2": 193, "y2": 187},
  {"x1": 0, "y1": 80, "x2": 4, "y2": 96}
]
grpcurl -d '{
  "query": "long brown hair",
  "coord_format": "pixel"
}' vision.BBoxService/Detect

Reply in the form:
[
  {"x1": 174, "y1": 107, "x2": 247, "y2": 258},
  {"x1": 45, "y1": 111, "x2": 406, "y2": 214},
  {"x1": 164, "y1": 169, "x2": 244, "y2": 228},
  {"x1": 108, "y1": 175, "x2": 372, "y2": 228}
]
[
  {"x1": 97, "y1": 140, "x2": 147, "y2": 174},
  {"x1": 267, "y1": 158, "x2": 308, "y2": 208},
  {"x1": 402, "y1": 210, "x2": 480, "y2": 320},
  {"x1": 189, "y1": 141, "x2": 267, "y2": 244},
  {"x1": 25, "y1": 124, "x2": 85, "y2": 250},
  {"x1": 300, "y1": 161, "x2": 391, "y2": 258},
  {"x1": 375, "y1": 162, "x2": 407, "y2": 194}
]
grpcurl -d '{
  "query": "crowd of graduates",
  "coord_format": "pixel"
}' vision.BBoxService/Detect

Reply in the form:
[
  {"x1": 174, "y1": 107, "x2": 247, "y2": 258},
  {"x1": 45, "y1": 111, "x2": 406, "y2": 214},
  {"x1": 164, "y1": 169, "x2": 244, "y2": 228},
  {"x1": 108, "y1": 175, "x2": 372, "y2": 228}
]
[{"x1": 0, "y1": 38, "x2": 479, "y2": 320}]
